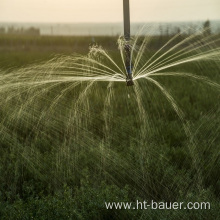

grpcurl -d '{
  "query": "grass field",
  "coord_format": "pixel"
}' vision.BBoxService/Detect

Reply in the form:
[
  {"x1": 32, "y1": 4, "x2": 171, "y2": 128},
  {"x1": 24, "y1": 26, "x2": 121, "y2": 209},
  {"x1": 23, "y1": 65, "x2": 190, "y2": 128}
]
[{"x1": 0, "y1": 33, "x2": 219, "y2": 219}]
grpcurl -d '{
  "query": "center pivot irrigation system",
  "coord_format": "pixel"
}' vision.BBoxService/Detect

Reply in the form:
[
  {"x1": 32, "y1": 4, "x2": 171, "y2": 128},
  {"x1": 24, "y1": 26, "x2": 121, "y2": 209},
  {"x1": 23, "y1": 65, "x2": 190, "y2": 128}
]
[{"x1": 123, "y1": 0, "x2": 134, "y2": 86}]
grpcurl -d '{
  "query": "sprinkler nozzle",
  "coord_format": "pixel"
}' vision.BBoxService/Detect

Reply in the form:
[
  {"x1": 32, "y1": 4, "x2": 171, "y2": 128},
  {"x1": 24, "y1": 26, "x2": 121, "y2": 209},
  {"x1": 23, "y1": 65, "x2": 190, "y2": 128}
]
[
  {"x1": 126, "y1": 65, "x2": 134, "y2": 86},
  {"x1": 126, "y1": 78, "x2": 134, "y2": 86}
]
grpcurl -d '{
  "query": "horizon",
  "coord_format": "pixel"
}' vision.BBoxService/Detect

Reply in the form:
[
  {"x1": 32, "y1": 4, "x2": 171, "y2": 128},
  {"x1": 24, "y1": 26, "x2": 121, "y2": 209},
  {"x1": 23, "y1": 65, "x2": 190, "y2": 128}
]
[
  {"x1": 1, "y1": 20, "x2": 220, "y2": 37},
  {"x1": 1, "y1": 19, "x2": 220, "y2": 24}
]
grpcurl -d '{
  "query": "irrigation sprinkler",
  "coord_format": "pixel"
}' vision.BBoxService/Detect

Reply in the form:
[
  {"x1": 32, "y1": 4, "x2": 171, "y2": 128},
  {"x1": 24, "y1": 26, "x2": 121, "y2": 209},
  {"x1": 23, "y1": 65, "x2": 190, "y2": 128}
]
[{"x1": 123, "y1": 0, "x2": 134, "y2": 86}]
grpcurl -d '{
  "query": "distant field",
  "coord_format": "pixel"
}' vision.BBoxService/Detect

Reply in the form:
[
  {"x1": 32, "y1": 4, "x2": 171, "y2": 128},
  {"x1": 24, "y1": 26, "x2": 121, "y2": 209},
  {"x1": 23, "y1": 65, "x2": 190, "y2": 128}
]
[
  {"x1": 0, "y1": 34, "x2": 208, "y2": 68},
  {"x1": 0, "y1": 35, "x2": 119, "y2": 68}
]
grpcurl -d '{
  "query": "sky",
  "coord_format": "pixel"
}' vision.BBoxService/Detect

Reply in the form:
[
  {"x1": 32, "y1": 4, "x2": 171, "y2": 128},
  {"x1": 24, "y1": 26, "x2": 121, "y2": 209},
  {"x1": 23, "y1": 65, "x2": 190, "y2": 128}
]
[{"x1": 0, "y1": 0, "x2": 220, "y2": 23}]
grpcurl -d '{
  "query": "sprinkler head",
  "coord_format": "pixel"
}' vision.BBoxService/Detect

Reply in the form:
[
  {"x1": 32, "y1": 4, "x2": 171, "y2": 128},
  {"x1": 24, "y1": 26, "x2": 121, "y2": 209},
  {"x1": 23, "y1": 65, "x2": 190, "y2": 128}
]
[
  {"x1": 126, "y1": 65, "x2": 134, "y2": 86},
  {"x1": 126, "y1": 78, "x2": 134, "y2": 86},
  {"x1": 126, "y1": 73, "x2": 134, "y2": 86}
]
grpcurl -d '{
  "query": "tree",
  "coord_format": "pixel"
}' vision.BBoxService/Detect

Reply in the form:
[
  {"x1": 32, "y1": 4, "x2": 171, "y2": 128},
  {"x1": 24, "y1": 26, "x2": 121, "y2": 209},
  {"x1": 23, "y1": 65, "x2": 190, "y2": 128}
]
[
  {"x1": 0, "y1": 27, "x2": 5, "y2": 34},
  {"x1": 203, "y1": 20, "x2": 211, "y2": 36}
]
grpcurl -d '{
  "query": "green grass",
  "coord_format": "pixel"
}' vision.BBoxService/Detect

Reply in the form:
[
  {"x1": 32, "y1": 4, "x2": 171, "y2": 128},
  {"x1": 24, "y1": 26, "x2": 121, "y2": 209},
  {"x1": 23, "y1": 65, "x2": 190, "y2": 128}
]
[
  {"x1": 0, "y1": 35, "x2": 119, "y2": 69},
  {"x1": 0, "y1": 34, "x2": 219, "y2": 219}
]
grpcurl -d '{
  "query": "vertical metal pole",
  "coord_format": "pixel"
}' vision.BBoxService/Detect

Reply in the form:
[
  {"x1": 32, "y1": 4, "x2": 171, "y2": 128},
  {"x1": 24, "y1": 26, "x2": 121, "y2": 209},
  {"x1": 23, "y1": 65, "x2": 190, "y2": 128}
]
[
  {"x1": 123, "y1": 0, "x2": 130, "y2": 41},
  {"x1": 123, "y1": 0, "x2": 134, "y2": 86}
]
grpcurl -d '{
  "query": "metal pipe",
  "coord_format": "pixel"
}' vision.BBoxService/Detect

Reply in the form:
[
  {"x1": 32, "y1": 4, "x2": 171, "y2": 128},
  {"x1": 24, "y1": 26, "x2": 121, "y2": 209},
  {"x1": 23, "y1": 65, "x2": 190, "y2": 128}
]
[{"x1": 123, "y1": 0, "x2": 134, "y2": 86}]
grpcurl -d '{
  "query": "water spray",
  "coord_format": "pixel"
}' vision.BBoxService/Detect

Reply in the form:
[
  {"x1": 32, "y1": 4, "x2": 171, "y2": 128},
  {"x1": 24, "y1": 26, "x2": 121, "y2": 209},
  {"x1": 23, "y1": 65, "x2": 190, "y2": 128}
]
[{"x1": 123, "y1": 0, "x2": 134, "y2": 86}]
